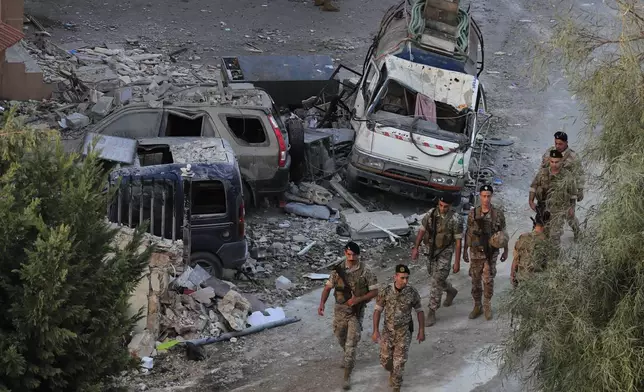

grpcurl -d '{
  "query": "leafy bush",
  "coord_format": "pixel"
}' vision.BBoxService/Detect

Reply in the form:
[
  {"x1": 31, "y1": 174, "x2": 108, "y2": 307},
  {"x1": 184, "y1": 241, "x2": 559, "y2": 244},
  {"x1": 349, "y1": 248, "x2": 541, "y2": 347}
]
[
  {"x1": 0, "y1": 111, "x2": 152, "y2": 391},
  {"x1": 497, "y1": 1, "x2": 644, "y2": 391}
]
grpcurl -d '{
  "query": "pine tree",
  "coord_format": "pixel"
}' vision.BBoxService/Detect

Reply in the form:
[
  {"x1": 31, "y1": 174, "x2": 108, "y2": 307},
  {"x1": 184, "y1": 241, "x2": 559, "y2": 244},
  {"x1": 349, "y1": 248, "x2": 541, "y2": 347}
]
[{"x1": 0, "y1": 110, "x2": 152, "y2": 391}]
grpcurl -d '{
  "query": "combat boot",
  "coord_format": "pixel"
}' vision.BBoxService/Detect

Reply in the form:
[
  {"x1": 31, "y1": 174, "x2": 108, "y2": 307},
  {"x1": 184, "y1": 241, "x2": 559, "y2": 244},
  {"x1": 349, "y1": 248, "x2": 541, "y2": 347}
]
[
  {"x1": 393, "y1": 388, "x2": 401, "y2": 392},
  {"x1": 426, "y1": 309, "x2": 436, "y2": 326},
  {"x1": 389, "y1": 372, "x2": 394, "y2": 387},
  {"x1": 484, "y1": 303, "x2": 493, "y2": 320},
  {"x1": 443, "y1": 288, "x2": 458, "y2": 307},
  {"x1": 314, "y1": 0, "x2": 325, "y2": 5},
  {"x1": 342, "y1": 368, "x2": 351, "y2": 390},
  {"x1": 469, "y1": 304, "x2": 482, "y2": 319},
  {"x1": 321, "y1": 0, "x2": 340, "y2": 11}
]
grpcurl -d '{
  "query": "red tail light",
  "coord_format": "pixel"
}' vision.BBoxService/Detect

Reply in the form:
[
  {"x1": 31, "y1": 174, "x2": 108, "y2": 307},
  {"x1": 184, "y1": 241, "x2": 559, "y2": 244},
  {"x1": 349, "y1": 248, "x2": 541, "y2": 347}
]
[
  {"x1": 239, "y1": 202, "x2": 245, "y2": 238},
  {"x1": 268, "y1": 115, "x2": 287, "y2": 168}
]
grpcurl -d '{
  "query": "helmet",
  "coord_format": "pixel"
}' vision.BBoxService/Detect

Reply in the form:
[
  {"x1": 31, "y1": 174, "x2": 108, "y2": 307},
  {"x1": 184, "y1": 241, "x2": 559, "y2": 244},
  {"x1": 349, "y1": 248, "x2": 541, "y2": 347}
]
[{"x1": 489, "y1": 231, "x2": 509, "y2": 248}]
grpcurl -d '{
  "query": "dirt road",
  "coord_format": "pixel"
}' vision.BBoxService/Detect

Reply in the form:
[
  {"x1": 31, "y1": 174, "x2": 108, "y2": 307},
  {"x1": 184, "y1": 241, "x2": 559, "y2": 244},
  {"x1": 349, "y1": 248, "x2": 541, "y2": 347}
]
[{"x1": 27, "y1": 0, "x2": 601, "y2": 389}]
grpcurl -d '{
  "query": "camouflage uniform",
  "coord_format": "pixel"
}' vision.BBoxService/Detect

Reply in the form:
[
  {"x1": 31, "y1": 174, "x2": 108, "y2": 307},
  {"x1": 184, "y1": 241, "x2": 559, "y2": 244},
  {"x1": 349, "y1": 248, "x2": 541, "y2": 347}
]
[
  {"x1": 529, "y1": 167, "x2": 578, "y2": 247},
  {"x1": 375, "y1": 283, "x2": 422, "y2": 390},
  {"x1": 541, "y1": 147, "x2": 584, "y2": 238},
  {"x1": 420, "y1": 208, "x2": 463, "y2": 311},
  {"x1": 325, "y1": 261, "x2": 378, "y2": 371},
  {"x1": 512, "y1": 231, "x2": 550, "y2": 286},
  {"x1": 465, "y1": 205, "x2": 506, "y2": 311}
]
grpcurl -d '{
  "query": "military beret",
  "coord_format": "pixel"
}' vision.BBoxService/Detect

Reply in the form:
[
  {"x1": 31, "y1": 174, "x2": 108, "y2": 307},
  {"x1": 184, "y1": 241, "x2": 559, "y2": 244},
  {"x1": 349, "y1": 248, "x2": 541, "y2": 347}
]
[
  {"x1": 395, "y1": 264, "x2": 410, "y2": 274},
  {"x1": 549, "y1": 149, "x2": 563, "y2": 159},
  {"x1": 554, "y1": 131, "x2": 568, "y2": 142},
  {"x1": 480, "y1": 184, "x2": 494, "y2": 193},
  {"x1": 344, "y1": 241, "x2": 360, "y2": 255}
]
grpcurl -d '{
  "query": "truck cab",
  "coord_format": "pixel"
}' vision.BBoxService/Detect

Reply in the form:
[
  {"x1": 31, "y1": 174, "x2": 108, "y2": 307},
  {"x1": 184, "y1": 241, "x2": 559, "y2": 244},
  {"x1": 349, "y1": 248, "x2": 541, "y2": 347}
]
[{"x1": 346, "y1": 1, "x2": 488, "y2": 205}]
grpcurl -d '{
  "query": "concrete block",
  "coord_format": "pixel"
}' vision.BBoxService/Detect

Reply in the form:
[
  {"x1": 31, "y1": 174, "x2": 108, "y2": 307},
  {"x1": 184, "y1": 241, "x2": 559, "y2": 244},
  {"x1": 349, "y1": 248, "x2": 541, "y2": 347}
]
[
  {"x1": 342, "y1": 211, "x2": 410, "y2": 240},
  {"x1": 91, "y1": 96, "x2": 114, "y2": 118},
  {"x1": 75, "y1": 65, "x2": 119, "y2": 92},
  {"x1": 64, "y1": 113, "x2": 90, "y2": 130},
  {"x1": 128, "y1": 275, "x2": 150, "y2": 334}
]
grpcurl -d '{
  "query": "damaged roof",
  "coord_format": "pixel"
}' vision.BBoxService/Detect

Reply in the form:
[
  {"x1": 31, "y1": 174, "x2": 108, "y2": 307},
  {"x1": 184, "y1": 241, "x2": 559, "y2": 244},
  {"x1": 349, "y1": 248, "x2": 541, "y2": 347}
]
[
  {"x1": 0, "y1": 22, "x2": 25, "y2": 52},
  {"x1": 383, "y1": 56, "x2": 479, "y2": 109}
]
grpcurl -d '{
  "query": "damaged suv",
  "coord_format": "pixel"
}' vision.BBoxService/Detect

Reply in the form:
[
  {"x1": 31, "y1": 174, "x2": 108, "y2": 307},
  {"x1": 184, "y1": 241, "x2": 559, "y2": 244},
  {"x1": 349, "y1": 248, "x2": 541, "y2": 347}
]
[{"x1": 92, "y1": 84, "x2": 290, "y2": 206}]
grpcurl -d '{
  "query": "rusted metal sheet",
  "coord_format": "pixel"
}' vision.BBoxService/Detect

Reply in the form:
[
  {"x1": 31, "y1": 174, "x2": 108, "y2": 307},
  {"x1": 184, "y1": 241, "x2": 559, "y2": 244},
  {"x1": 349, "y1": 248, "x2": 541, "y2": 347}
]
[{"x1": 384, "y1": 56, "x2": 478, "y2": 109}]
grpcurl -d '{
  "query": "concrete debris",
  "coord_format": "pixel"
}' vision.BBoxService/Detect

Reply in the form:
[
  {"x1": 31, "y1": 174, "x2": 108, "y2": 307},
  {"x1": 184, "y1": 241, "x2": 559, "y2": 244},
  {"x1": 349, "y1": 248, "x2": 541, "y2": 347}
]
[
  {"x1": 275, "y1": 276, "x2": 294, "y2": 290},
  {"x1": 61, "y1": 112, "x2": 90, "y2": 129},
  {"x1": 191, "y1": 287, "x2": 216, "y2": 305},
  {"x1": 90, "y1": 96, "x2": 114, "y2": 118},
  {"x1": 296, "y1": 182, "x2": 334, "y2": 205},
  {"x1": 128, "y1": 330, "x2": 156, "y2": 358},
  {"x1": 342, "y1": 211, "x2": 411, "y2": 240},
  {"x1": 217, "y1": 290, "x2": 252, "y2": 331},
  {"x1": 330, "y1": 179, "x2": 368, "y2": 213}
]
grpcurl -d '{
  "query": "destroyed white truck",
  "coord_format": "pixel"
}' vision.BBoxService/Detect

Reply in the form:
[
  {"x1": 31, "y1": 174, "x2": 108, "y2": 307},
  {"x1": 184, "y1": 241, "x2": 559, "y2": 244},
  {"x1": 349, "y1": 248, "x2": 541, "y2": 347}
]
[{"x1": 345, "y1": 0, "x2": 489, "y2": 206}]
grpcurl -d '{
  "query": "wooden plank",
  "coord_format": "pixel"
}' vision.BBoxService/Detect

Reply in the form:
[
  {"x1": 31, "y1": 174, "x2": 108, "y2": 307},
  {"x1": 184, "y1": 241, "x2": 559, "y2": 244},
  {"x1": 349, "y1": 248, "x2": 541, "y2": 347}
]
[{"x1": 330, "y1": 179, "x2": 368, "y2": 214}]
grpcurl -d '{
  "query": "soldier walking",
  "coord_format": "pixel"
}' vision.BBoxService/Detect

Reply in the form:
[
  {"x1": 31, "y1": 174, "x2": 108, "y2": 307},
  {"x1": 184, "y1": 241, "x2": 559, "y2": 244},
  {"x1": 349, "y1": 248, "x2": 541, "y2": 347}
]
[
  {"x1": 313, "y1": 0, "x2": 339, "y2": 11},
  {"x1": 511, "y1": 212, "x2": 552, "y2": 287},
  {"x1": 529, "y1": 149, "x2": 579, "y2": 248},
  {"x1": 411, "y1": 196, "x2": 463, "y2": 326},
  {"x1": 372, "y1": 264, "x2": 425, "y2": 392},
  {"x1": 540, "y1": 131, "x2": 584, "y2": 240},
  {"x1": 318, "y1": 241, "x2": 378, "y2": 390},
  {"x1": 463, "y1": 185, "x2": 509, "y2": 320}
]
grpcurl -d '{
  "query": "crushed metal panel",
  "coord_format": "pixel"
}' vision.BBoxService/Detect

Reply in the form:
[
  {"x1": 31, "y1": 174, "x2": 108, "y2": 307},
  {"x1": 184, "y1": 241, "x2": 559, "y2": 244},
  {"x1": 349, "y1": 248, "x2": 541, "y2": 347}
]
[
  {"x1": 82, "y1": 132, "x2": 137, "y2": 164},
  {"x1": 384, "y1": 56, "x2": 478, "y2": 109}
]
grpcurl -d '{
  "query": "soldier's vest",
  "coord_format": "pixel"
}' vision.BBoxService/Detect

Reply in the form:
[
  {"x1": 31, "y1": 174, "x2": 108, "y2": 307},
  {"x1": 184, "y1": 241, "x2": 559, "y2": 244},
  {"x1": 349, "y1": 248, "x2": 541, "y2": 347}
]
[
  {"x1": 468, "y1": 206, "x2": 501, "y2": 248},
  {"x1": 333, "y1": 263, "x2": 370, "y2": 305},
  {"x1": 422, "y1": 209, "x2": 455, "y2": 249}
]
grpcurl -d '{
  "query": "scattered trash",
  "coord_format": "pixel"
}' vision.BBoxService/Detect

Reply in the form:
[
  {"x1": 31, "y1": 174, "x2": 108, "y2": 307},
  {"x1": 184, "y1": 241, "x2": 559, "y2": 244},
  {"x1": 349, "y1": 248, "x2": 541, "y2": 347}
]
[
  {"x1": 247, "y1": 307, "x2": 286, "y2": 327},
  {"x1": 141, "y1": 357, "x2": 154, "y2": 370},
  {"x1": 302, "y1": 273, "x2": 330, "y2": 280},
  {"x1": 284, "y1": 202, "x2": 332, "y2": 220},
  {"x1": 297, "y1": 241, "x2": 316, "y2": 256}
]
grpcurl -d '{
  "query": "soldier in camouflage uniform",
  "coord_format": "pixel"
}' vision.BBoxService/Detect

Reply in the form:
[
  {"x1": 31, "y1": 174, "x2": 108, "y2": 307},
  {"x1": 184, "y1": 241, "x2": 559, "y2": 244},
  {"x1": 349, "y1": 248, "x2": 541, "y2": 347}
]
[
  {"x1": 529, "y1": 149, "x2": 579, "y2": 248},
  {"x1": 511, "y1": 211, "x2": 552, "y2": 287},
  {"x1": 372, "y1": 264, "x2": 425, "y2": 392},
  {"x1": 463, "y1": 184, "x2": 508, "y2": 321},
  {"x1": 313, "y1": 0, "x2": 339, "y2": 11},
  {"x1": 411, "y1": 196, "x2": 463, "y2": 326},
  {"x1": 540, "y1": 131, "x2": 584, "y2": 240},
  {"x1": 318, "y1": 241, "x2": 378, "y2": 390}
]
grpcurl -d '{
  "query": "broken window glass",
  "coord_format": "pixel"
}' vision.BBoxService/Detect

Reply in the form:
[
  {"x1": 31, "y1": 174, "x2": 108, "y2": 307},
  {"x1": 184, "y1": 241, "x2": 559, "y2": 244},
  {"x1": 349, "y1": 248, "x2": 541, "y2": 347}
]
[
  {"x1": 137, "y1": 145, "x2": 174, "y2": 166},
  {"x1": 225, "y1": 116, "x2": 267, "y2": 144},
  {"x1": 100, "y1": 111, "x2": 163, "y2": 138},
  {"x1": 192, "y1": 181, "x2": 227, "y2": 215},
  {"x1": 372, "y1": 79, "x2": 468, "y2": 135},
  {"x1": 165, "y1": 112, "x2": 203, "y2": 137}
]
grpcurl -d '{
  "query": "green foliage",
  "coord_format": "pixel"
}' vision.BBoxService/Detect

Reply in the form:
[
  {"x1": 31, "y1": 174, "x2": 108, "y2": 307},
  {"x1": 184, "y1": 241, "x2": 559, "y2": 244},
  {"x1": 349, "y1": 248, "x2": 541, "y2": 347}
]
[
  {"x1": 0, "y1": 110, "x2": 152, "y2": 391},
  {"x1": 497, "y1": 1, "x2": 644, "y2": 391}
]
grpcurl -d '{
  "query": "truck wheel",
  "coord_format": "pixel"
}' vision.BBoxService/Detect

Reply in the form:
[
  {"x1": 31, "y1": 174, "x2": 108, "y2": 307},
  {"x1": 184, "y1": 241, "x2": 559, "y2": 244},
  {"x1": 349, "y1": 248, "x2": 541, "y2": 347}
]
[{"x1": 190, "y1": 252, "x2": 224, "y2": 279}]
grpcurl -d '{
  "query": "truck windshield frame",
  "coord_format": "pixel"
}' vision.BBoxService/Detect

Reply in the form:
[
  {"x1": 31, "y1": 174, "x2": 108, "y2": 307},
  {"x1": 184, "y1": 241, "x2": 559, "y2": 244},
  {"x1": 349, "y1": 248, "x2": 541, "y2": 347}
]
[{"x1": 366, "y1": 78, "x2": 472, "y2": 144}]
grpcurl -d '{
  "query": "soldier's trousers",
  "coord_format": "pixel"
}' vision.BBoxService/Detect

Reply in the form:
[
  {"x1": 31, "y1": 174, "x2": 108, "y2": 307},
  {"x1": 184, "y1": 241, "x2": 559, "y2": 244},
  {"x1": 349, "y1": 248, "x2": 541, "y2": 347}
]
[
  {"x1": 333, "y1": 305, "x2": 363, "y2": 370},
  {"x1": 469, "y1": 251, "x2": 498, "y2": 306},
  {"x1": 379, "y1": 326, "x2": 412, "y2": 389},
  {"x1": 426, "y1": 251, "x2": 454, "y2": 311}
]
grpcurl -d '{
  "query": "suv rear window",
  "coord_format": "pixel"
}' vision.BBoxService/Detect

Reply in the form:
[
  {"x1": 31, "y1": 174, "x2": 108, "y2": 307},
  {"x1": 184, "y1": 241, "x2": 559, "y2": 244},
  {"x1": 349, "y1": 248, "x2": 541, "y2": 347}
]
[
  {"x1": 225, "y1": 116, "x2": 267, "y2": 144},
  {"x1": 192, "y1": 180, "x2": 227, "y2": 214}
]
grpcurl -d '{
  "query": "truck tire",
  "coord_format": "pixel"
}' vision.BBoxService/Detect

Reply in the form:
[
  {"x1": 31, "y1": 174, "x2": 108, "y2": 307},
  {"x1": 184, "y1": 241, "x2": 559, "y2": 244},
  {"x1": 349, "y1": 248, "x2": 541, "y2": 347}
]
[
  {"x1": 243, "y1": 181, "x2": 254, "y2": 208},
  {"x1": 190, "y1": 252, "x2": 224, "y2": 279}
]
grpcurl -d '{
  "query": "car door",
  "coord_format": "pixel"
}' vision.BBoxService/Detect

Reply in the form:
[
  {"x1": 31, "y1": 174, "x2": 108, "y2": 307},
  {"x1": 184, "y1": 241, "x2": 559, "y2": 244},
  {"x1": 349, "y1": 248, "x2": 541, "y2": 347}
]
[
  {"x1": 94, "y1": 107, "x2": 164, "y2": 138},
  {"x1": 211, "y1": 108, "x2": 275, "y2": 183}
]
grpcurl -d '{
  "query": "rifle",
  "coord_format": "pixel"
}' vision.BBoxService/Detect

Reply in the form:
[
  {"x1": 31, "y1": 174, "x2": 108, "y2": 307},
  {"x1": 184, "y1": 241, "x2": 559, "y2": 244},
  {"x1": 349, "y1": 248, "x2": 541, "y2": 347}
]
[{"x1": 330, "y1": 262, "x2": 364, "y2": 316}]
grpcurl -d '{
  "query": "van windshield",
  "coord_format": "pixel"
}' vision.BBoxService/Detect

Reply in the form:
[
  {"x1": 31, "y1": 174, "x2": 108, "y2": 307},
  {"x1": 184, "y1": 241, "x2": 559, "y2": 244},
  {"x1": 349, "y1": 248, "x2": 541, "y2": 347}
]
[{"x1": 368, "y1": 79, "x2": 470, "y2": 143}]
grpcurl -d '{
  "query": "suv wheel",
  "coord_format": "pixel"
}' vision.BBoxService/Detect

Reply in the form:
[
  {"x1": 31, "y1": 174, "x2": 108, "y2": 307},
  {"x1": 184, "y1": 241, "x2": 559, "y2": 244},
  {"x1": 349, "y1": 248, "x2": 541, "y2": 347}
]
[
  {"x1": 190, "y1": 252, "x2": 224, "y2": 279},
  {"x1": 286, "y1": 118, "x2": 306, "y2": 180}
]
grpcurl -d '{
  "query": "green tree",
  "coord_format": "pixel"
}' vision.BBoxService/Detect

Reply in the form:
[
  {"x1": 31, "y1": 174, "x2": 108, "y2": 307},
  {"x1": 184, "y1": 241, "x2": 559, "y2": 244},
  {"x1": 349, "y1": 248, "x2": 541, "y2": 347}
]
[
  {"x1": 0, "y1": 110, "x2": 152, "y2": 391},
  {"x1": 497, "y1": 1, "x2": 644, "y2": 391}
]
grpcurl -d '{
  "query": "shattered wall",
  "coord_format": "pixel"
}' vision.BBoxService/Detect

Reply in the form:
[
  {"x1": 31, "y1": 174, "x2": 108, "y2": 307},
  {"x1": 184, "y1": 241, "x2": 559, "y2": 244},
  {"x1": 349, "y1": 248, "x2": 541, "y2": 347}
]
[{"x1": 110, "y1": 225, "x2": 184, "y2": 358}]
